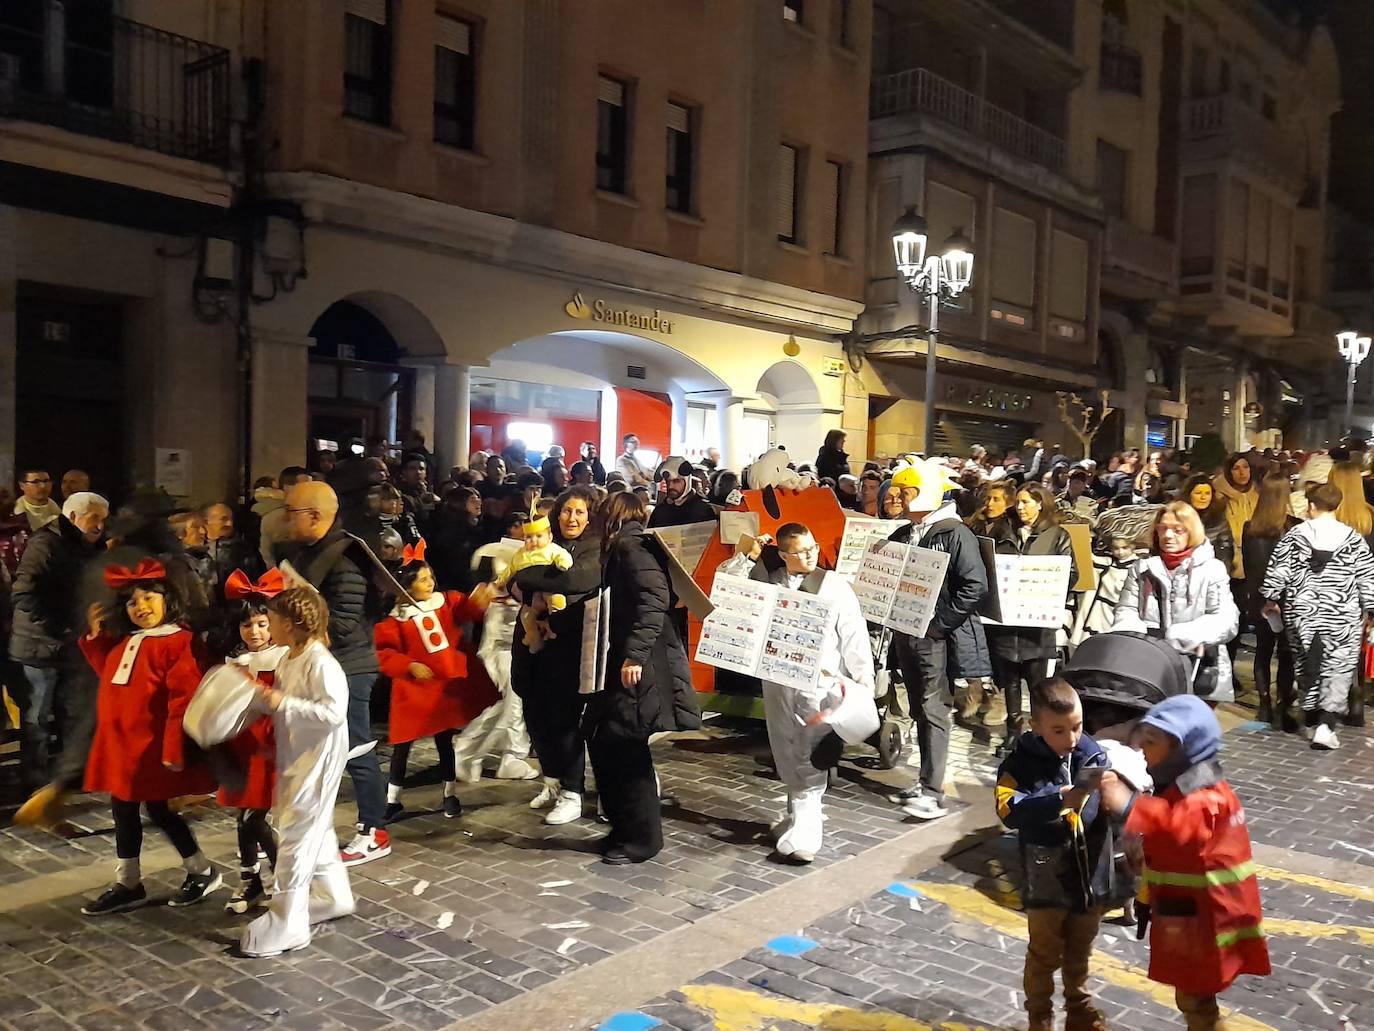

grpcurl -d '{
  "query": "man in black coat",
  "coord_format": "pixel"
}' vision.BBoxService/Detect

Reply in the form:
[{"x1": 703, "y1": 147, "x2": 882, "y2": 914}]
[
  {"x1": 647, "y1": 456, "x2": 717, "y2": 528},
  {"x1": 280, "y1": 480, "x2": 394, "y2": 867},
  {"x1": 10, "y1": 492, "x2": 107, "y2": 803},
  {"x1": 885, "y1": 462, "x2": 988, "y2": 822}
]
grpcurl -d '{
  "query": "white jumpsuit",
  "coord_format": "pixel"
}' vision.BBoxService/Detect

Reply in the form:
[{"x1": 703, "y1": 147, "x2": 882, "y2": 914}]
[
  {"x1": 241, "y1": 640, "x2": 353, "y2": 957},
  {"x1": 451, "y1": 596, "x2": 533, "y2": 770},
  {"x1": 719, "y1": 557, "x2": 875, "y2": 857}
]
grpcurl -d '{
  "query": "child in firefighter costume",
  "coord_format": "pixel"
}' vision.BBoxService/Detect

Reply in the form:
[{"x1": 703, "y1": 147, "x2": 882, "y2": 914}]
[
  {"x1": 240, "y1": 587, "x2": 354, "y2": 958},
  {"x1": 79, "y1": 558, "x2": 221, "y2": 916},
  {"x1": 374, "y1": 540, "x2": 498, "y2": 817},
  {"x1": 1099, "y1": 695, "x2": 1269, "y2": 1029},
  {"x1": 215, "y1": 568, "x2": 290, "y2": 914},
  {"x1": 718, "y1": 522, "x2": 873, "y2": 863}
]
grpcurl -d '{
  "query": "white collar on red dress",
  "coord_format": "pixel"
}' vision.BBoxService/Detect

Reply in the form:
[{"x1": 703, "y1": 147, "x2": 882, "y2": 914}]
[
  {"x1": 390, "y1": 593, "x2": 445, "y2": 621},
  {"x1": 111, "y1": 624, "x2": 185, "y2": 685}
]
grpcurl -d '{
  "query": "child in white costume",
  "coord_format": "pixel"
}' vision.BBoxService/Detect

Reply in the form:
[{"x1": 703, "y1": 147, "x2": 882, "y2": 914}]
[
  {"x1": 451, "y1": 542, "x2": 538, "y2": 781},
  {"x1": 240, "y1": 587, "x2": 354, "y2": 958},
  {"x1": 718, "y1": 522, "x2": 874, "y2": 863}
]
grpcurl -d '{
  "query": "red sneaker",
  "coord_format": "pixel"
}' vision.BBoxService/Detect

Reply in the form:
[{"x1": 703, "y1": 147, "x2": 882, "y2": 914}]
[{"x1": 340, "y1": 825, "x2": 392, "y2": 867}]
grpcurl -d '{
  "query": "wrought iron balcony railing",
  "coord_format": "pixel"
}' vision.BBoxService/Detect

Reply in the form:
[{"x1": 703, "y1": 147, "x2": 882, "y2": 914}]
[{"x1": 0, "y1": 14, "x2": 230, "y2": 166}]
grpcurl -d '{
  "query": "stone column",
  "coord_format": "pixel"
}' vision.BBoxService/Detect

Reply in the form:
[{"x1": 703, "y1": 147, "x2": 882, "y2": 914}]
[
  {"x1": 251, "y1": 328, "x2": 313, "y2": 481},
  {"x1": 406, "y1": 362, "x2": 437, "y2": 455},
  {"x1": 0, "y1": 206, "x2": 15, "y2": 491},
  {"x1": 1120, "y1": 328, "x2": 1150, "y2": 452},
  {"x1": 434, "y1": 361, "x2": 471, "y2": 475},
  {"x1": 720, "y1": 399, "x2": 748, "y2": 470}
]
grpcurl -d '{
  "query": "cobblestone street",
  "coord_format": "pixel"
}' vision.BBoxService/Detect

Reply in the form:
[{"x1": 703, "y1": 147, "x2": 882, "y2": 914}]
[{"x1": 1, "y1": 689, "x2": 1371, "y2": 1031}]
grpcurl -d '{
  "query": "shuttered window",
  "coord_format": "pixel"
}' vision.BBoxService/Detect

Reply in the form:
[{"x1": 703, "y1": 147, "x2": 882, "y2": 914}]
[
  {"x1": 778, "y1": 144, "x2": 800, "y2": 243},
  {"x1": 666, "y1": 102, "x2": 695, "y2": 213},
  {"x1": 596, "y1": 75, "x2": 629, "y2": 193},
  {"x1": 1180, "y1": 174, "x2": 1215, "y2": 278},
  {"x1": 434, "y1": 16, "x2": 476, "y2": 149},
  {"x1": 991, "y1": 207, "x2": 1036, "y2": 309},
  {"x1": 783, "y1": 0, "x2": 804, "y2": 25},
  {"x1": 344, "y1": 0, "x2": 391, "y2": 125},
  {"x1": 1050, "y1": 231, "x2": 1089, "y2": 322},
  {"x1": 1225, "y1": 178, "x2": 1247, "y2": 280},
  {"x1": 821, "y1": 160, "x2": 843, "y2": 255},
  {"x1": 926, "y1": 181, "x2": 976, "y2": 254},
  {"x1": 1269, "y1": 204, "x2": 1292, "y2": 298}
]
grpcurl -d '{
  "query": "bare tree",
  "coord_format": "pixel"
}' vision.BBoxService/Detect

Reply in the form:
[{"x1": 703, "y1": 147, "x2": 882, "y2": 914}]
[{"x1": 1055, "y1": 390, "x2": 1116, "y2": 458}]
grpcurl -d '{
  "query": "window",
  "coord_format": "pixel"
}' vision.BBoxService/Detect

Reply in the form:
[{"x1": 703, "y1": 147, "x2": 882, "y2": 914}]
[
  {"x1": 1218, "y1": 59, "x2": 1231, "y2": 94},
  {"x1": 1180, "y1": 174, "x2": 1216, "y2": 278},
  {"x1": 665, "y1": 102, "x2": 694, "y2": 213},
  {"x1": 991, "y1": 207, "x2": 1036, "y2": 311},
  {"x1": 1051, "y1": 231, "x2": 1089, "y2": 322},
  {"x1": 1096, "y1": 140, "x2": 1129, "y2": 219},
  {"x1": 821, "y1": 160, "x2": 843, "y2": 255},
  {"x1": 777, "y1": 143, "x2": 800, "y2": 243},
  {"x1": 833, "y1": 0, "x2": 852, "y2": 47},
  {"x1": 1238, "y1": 79, "x2": 1253, "y2": 106},
  {"x1": 1189, "y1": 46, "x2": 1209, "y2": 98},
  {"x1": 433, "y1": 15, "x2": 475, "y2": 149},
  {"x1": 596, "y1": 75, "x2": 629, "y2": 194},
  {"x1": 343, "y1": 0, "x2": 391, "y2": 125},
  {"x1": 783, "y1": 0, "x2": 803, "y2": 25},
  {"x1": 1261, "y1": 93, "x2": 1277, "y2": 121}
]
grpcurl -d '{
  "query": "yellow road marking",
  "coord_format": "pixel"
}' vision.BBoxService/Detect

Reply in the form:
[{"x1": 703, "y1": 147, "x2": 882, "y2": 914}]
[
  {"x1": 1262, "y1": 917, "x2": 1374, "y2": 947},
  {"x1": 678, "y1": 983, "x2": 1004, "y2": 1031},
  {"x1": 911, "y1": 882, "x2": 1277, "y2": 1031},
  {"x1": 1255, "y1": 863, "x2": 1374, "y2": 903}
]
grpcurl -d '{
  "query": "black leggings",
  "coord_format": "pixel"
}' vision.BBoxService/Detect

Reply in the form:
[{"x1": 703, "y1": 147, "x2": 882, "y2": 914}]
[
  {"x1": 236, "y1": 808, "x2": 278, "y2": 871},
  {"x1": 111, "y1": 799, "x2": 199, "y2": 861},
  {"x1": 389, "y1": 731, "x2": 456, "y2": 786}
]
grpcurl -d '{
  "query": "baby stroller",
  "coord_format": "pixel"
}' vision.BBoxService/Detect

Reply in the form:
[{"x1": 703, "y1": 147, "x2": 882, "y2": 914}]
[{"x1": 1062, "y1": 631, "x2": 1190, "y2": 920}]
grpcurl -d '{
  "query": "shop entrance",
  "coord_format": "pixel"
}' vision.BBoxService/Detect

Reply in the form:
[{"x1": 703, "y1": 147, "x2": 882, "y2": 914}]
[
  {"x1": 307, "y1": 299, "x2": 414, "y2": 458},
  {"x1": 933, "y1": 410, "x2": 1035, "y2": 459}
]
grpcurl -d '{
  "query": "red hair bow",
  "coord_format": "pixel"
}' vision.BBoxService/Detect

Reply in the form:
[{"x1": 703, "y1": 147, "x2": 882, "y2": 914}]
[
  {"x1": 103, "y1": 558, "x2": 167, "y2": 589},
  {"x1": 224, "y1": 568, "x2": 286, "y2": 600},
  {"x1": 402, "y1": 539, "x2": 427, "y2": 564}
]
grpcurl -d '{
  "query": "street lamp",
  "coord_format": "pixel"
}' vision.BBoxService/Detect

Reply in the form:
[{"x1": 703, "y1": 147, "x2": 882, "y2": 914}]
[
  {"x1": 891, "y1": 207, "x2": 975, "y2": 454},
  {"x1": 1336, "y1": 330, "x2": 1372, "y2": 437}
]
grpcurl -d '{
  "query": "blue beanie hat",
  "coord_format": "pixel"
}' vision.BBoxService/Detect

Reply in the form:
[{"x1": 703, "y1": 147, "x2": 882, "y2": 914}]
[{"x1": 1140, "y1": 695, "x2": 1221, "y2": 766}]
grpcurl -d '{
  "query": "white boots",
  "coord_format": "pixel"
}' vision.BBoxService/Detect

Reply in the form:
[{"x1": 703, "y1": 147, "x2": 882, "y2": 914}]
[
  {"x1": 240, "y1": 863, "x2": 354, "y2": 959},
  {"x1": 774, "y1": 791, "x2": 823, "y2": 863}
]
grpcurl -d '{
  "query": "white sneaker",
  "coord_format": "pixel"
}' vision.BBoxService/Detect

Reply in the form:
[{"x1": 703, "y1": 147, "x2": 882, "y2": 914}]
[
  {"x1": 544, "y1": 790, "x2": 583, "y2": 825},
  {"x1": 1304, "y1": 724, "x2": 1316, "y2": 741},
  {"x1": 496, "y1": 755, "x2": 539, "y2": 780},
  {"x1": 1311, "y1": 724, "x2": 1340, "y2": 750},
  {"x1": 529, "y1": 779, "x2": 559, "y2": 809},
  {"x1": 902, "y1": 794, "x2": 947, "y2": 821},
  {"x1": 339, "y1": 826, "x2": 391, "y2": 867}
]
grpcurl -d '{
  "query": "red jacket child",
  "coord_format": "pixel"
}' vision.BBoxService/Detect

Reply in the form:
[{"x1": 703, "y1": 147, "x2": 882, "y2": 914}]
[
  {"x1": 82, "y1": 569, "x2": 215, "y2": 802},
  {"x1": 1110, "y1": 696, "x2": 1269, "y2": 1003},
  {"x1": 375, "y1": 553, "x2": 498, "y2": 745}
]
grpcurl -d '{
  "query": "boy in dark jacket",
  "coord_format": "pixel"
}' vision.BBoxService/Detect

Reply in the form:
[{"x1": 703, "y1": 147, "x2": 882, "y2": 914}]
[{"x1": 996, "y1": 677, "x2": 1111, "y2": 1031}]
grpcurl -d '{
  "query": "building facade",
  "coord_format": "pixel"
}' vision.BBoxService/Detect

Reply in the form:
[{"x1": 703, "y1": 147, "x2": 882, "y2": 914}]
[
  {"x1": 859, "y1": 0, "x2": 1343, "y2": 461},
  {"x1": 1, "y1": 0, "x2": 875, "y2": 504}
]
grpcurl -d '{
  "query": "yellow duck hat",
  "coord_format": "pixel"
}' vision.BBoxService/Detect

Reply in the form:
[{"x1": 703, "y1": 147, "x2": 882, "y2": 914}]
[
  {"x1": 889, "y1": 457, "x2": 960, "y2": 513},
  {"x1": 522, "y1": 495, "x2": 550, "y2": 535}
]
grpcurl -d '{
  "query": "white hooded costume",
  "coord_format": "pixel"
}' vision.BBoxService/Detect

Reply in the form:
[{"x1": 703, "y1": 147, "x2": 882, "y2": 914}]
[
  {"x1": 718, "y1": 552, "x2": 874, "y2": 858},
  {"x1": 241, "y1": 640, "x2": 354, "y2": 957}
]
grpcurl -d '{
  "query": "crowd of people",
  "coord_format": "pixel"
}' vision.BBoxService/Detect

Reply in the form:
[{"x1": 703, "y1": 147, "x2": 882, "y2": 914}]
[{"x1": 0, "y1": 422, "x2": 1359, "y2": 1024}]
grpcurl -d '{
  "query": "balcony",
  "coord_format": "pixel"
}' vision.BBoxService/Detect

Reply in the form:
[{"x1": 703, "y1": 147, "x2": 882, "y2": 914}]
[
  {"x1": 1181, "y1": 95, "x2": 1305, "y2": 196},
  {"x1": 0, "y1": 15, "x2": 230, "y2": 166},
  {"x1": 871, "y1": 67, "x2": 1067, "y2": 173},
  {"x1": 1103, "y1": 217, "x2": 1176, "y2": 299},
  {"x1": 1099, "y1": 43, "x2": 1143, "y2": 96}
]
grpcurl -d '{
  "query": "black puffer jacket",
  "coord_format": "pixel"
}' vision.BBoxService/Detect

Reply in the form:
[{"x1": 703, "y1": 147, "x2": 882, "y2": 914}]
[
  {"x1": 647, "y1": 493, "x2": 716, "y2": 528},
  {"x1": 510, "y1": 530, "x2": 604, "y2": 699},
  {"x1": 283, "y1": 524, "x2": 382, "y2": 676},
  {"x1": 10, "y1": 516, "x2": 99, "y2": 667},
  {"x1": 590, "y1": 522, "x2": 701, "y2": 740}
]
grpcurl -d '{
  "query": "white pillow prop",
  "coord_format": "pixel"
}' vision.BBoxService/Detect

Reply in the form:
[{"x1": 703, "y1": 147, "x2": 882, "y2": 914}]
[
  {"x1": 184, "y1": 663, "x2": 262, "y2": 747},
  {"x1": 813, "y1": 674, "x2": 880, "y2": 744}
]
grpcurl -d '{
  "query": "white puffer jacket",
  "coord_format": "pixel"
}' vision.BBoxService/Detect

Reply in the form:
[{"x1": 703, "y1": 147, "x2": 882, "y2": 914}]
[{"x1": 1111, "y1": 540, "x2": 1239, "y2": 701}]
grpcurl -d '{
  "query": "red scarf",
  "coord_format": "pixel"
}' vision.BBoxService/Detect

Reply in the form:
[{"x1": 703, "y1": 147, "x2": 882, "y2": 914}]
[{"x1": 1160, "y1": 546, "x2": 1195, "y2": 571}]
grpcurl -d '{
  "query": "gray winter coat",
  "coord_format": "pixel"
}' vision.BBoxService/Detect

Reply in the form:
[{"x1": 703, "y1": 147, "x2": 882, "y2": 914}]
[{"x1": 1112, "y1": 541, "x2": 1238, "y2": 701}]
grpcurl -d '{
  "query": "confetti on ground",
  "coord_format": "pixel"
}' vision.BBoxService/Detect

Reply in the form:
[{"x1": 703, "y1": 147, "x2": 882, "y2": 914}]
[
  {"x1": 557, "y1": 937, "x2": 578, "y2": 955},
  {"x1": 412, "y1": 880, "x2": 429, "y2": 896},
  {"x1": 546, "y1": 920, "x2": 590, "y2": 930},
  {"x1": 436, "y1": 911, "x2": 454, "y2": 930},
  {"x1": 540, "y1": 879, "x2": 574, "y2": 888}
]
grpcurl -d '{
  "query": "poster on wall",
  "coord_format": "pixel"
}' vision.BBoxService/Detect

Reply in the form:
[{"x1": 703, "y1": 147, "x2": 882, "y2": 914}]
[
  {"x1": 835, "y1": 516, "x2": 905, "y2": 581},
  {"x1": 696, "y1": 572, "x2": 836, "y2": 691},
  {"x1": 155, "y1": 448, "x2": 192, "y2": 497},
  {"x1": 849, "y1": 539, "x2": 949, "y2": 637}
]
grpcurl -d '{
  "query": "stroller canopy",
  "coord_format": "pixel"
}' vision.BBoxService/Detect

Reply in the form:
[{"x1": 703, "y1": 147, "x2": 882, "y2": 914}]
[{"x1": 1063, "y1": 631, "x2": 1191, "y2": 711}]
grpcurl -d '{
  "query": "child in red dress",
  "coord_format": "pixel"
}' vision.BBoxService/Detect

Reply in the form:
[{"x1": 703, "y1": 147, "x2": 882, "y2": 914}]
[
  {"x1": 215, "y1": 569, "x2": 290, "y2": 914},
  {"x1": 374, "y1": 541, "x2": 498, "y2": 819},
  {"x1": 79, "y1": 558, "x2": 221, "y2": 916}
]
